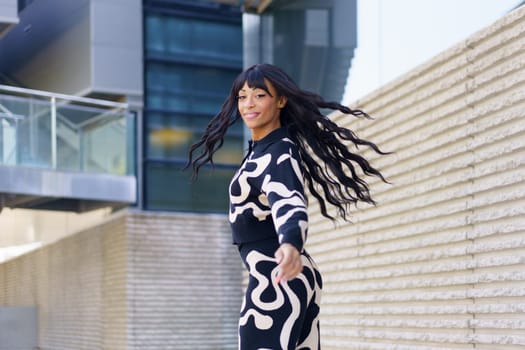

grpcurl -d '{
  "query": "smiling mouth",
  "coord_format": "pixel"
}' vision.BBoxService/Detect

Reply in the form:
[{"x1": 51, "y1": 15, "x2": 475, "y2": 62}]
[{"x1": 243, "y1": 112, "x2": 259, "y2": 119}]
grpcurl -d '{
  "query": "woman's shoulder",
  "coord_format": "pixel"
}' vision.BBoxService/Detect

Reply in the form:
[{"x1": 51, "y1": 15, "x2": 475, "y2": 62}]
[{"x1": 265, "y1": 138, "x2": 301, "y2": 167}]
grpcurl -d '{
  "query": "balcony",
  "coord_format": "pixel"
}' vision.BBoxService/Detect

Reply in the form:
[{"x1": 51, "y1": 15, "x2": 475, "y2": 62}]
[{"x1": 0, "y1": 84, "x2": 136, "y2": 212}]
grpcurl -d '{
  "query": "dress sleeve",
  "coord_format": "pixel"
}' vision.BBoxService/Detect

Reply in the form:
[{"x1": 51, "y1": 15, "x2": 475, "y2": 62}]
[{"x1": 261, "y1": 143, "x2": 308, "y2": 252}]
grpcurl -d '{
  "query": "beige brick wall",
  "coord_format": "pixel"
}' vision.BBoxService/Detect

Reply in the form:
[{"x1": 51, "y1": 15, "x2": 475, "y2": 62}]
[
  {"x1": 307, "y1": 6, "x2": 525, "y2": 350},
  {"x1": 0, "y1": 213, "x2": 125, "y2": 349},
  {"x1": 125, "y1": 211, "x2": 242, "y2": 350},
  {"x1": 0, "y1": 210, "x2": 242, "y2": 350}
]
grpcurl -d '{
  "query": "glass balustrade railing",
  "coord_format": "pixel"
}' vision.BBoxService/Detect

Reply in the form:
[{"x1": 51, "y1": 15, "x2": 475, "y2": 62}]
[{"x1": 0, "y1": 84, "x2": 135, "y2": 176}]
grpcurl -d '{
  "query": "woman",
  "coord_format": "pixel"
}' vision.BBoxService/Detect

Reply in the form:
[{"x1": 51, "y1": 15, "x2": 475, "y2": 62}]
[{"x1": 187, "y1": 64, "x2": 387, "y2": 349}]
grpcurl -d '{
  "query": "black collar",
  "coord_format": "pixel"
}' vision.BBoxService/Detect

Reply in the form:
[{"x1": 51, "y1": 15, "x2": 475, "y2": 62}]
[{"x1": 249, "y1": 127, "x2": 289, "y2": 152}]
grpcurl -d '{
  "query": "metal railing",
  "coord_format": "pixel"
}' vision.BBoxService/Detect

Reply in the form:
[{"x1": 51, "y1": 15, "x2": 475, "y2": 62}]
[{"x1": 0, "y1": 84, "x2": 135, "y2": 176}]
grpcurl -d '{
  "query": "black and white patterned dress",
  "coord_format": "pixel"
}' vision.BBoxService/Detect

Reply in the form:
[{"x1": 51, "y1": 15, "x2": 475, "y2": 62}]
[{"x1": 229, "y1": 126, "x2": 323, "y2": 350}]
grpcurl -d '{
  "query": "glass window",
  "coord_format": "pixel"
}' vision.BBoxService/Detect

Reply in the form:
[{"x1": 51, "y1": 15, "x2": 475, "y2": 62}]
[
  {"x1": 145, "y1": 162, "x2": 235, "y2": 213},
  {"x1": 146, "y1": 14, "x2": 242, "y2": 61},
  {"x1": 143, "y1": 4, "x2": 243, "y2": 213},
  {"x1": 191, "y1": 20, "x2": 242, "y2": 58},
  {"x1": 145, "y1": 14, "x2": 165, "y2": 53},
  {"x1": 146, "y1": 63, "x2": 237, "y2": 97},
  {"x1": 145, "y1": 63, "x2": 238, "y2": 114},
  {"x1": 146, "y1": 111, "x2": 244, "y2": 161}
]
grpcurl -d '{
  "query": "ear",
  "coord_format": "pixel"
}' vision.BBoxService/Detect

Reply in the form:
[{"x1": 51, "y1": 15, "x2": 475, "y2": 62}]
[{"x1": 278, "y1": 96, "x2": 288, "y2": 109}]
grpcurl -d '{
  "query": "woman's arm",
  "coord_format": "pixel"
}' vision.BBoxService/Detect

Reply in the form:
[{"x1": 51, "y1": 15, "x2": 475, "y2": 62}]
[{"x1": 262, "y1": 143, "x2": 308, "y2": 282}]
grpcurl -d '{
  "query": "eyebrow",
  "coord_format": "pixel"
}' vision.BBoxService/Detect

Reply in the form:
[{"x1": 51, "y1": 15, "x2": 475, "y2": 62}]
[{"x1": 238, "y1": 87, "x2": 265, "y2": 93}]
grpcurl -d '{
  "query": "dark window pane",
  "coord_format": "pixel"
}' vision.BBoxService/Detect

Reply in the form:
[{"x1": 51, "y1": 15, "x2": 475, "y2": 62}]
[
  {"x1": 146, "y1": 162, "x2": 235, "y2": 213},
  {"x1": 165, "y1": 17, "x2": 192, "y2": 54},
  {"x1": 147, "y1": 128, "x2": 244, "y2": 162},
  {"x1": 146, "y1": 62, "x2": 236, "y2": 95},
  {"x1": 143, "y1": 6, "x2": 243, "y2": 213},
  {"x1": 145, "y1": 63, "x2": 239, "y2": 114},
  {"x1": 191, "y1": 20, "x2": 242, "y2": 58},
  {"x1": 145, "y1": 14, "x2": 242, "y2": 60},
  {"x1": 145, "y1": 15, "x2": 165, "y2": 52},
  {"x1": 145, "y1": 111, "x2": 244, "y2": 161}
]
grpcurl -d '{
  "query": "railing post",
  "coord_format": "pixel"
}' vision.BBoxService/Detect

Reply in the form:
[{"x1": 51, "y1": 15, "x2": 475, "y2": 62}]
[
  {"x1": 51, "y1": 96, "x2": 57, "y2": 169},
  {"x1": 79, "y1": 129, "x2": 84, "y2": 171}
]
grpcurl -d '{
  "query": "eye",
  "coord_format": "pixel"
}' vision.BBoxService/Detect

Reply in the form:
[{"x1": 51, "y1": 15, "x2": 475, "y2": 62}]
[
  {"x1": 236, "y1": 95, "x2": 246, "y2": 100},
  {"x1": 255, "y1": 93, "x2": 266, "y2": 99}
]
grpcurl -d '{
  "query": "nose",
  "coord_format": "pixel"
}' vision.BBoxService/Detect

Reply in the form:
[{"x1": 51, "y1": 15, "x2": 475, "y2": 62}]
[{"x1": 245, "y1": 95, "x2": 255, "y2": 108}]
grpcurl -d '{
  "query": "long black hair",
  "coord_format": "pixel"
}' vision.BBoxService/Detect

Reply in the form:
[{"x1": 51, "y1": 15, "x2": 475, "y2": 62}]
[{"x1": 187, "y1": 63, "x2": 388, "y2": 221}]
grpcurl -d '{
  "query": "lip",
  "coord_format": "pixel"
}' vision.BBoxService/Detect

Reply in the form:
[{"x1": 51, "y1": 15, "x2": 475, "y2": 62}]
[{"x1": 243, "y1": 112, "x2": 259, "y2": 120}]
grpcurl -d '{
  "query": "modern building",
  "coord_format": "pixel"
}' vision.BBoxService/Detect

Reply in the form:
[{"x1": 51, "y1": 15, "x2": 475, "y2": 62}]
[
  {"x1": 6, "y1": 2, "x2": 522, "y2": 350},
  {"x1": 0, "y1": 0, "x2": 357, "y2": 349},
  {"x1": 243, "y1": 0, "x2": 357, "y2": 104}
]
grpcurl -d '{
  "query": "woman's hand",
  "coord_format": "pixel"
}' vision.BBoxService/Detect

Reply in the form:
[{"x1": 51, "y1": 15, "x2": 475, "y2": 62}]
[{"x1": 274, "y1": 243, "x2": 303, "y2": 284}]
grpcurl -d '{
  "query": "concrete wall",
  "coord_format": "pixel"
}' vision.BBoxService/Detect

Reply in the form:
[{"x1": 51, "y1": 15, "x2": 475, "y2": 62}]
[
  {"x1": 7, "y1": 0, "x2": 92, "y2": 95},
  {"x1": 0, "y1": 0, "x2": 18, "y2": 38},
  {"x1": 307, "y1": 6, "x2": 525, "y2": 350},
  {"x1": 0, "y1": 0, "x2": 142, "y2": 97},
  {"x1": 0, "y1": 210, "x2": 242, "y2": 350},
  {"x1": 89, "y1": 0, "x2": 143, "y2": 97},
  {"x1": 0, "y1": 0, "x2": 17, "y2": 18},
  {"x1": 0, "y1": 306, "x2": 37, "y2": 350}
]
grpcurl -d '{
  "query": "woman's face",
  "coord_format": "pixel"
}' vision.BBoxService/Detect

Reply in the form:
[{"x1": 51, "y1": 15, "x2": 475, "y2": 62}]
[{"x1": 237, "y1": 79, "x2": 287, "y2": 141}]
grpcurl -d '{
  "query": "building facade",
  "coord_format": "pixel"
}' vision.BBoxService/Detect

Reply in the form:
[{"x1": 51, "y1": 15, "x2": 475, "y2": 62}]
[
  {"x1": 0, "y1": 0, "x2": 359, "y2": 349},
  {"x1": 0, "y1": 1, "x2": 245, "y2": 348},
  {"x1": 2, "y1": 1, "x2": 524, "y2": 350}
]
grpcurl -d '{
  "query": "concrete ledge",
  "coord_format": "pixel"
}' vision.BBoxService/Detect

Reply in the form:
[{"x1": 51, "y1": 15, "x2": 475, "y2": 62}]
[{"x1": 0, "y1": 165, "x2": 136, "y2": 212}]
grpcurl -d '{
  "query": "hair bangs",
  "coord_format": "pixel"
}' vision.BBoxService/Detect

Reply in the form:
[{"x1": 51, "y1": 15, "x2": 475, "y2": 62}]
[{"x1": 233, "y1": 66, "x2": 273, "y2": 96}]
